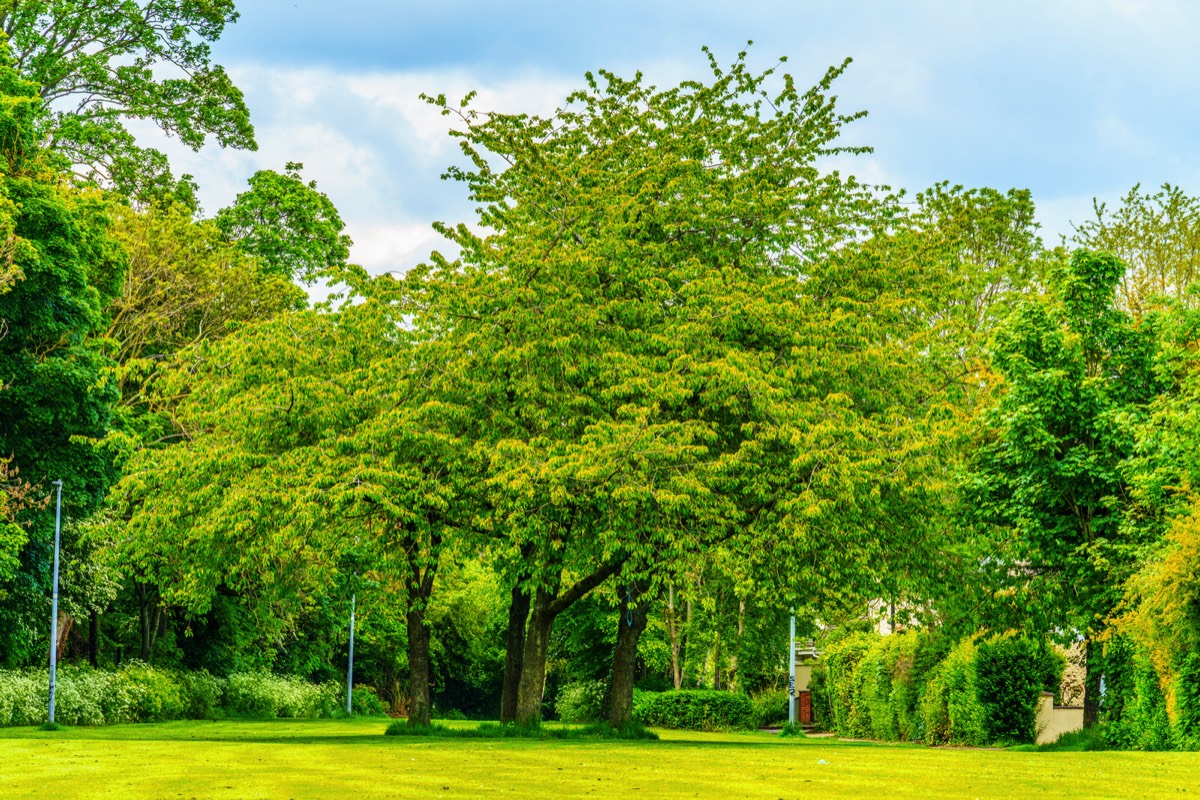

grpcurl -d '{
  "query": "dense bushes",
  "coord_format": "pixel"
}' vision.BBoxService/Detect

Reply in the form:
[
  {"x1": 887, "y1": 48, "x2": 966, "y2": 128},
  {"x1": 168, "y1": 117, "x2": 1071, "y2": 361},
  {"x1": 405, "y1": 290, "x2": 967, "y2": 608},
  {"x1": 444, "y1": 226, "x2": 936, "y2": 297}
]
[
  {"x1": 818, "y1": 629, "x2": 1063, "y2": 746},
  {"x1": 0, "y1": 664, "x2": 383, "y2": 726},
  {"x1": 633, "y1": 690, "x2": 753, "y2": 731},
  {"x1": 554, "y1": 680, "x2": 606, "y2": 723}
]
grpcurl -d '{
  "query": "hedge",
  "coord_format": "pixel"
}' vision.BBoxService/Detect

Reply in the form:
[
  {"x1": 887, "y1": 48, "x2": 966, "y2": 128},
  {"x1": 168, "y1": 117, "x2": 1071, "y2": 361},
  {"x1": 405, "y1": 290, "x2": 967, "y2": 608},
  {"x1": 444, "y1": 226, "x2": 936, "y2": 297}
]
[
  {"x1": 817, "y1": 629, "x2": 1063, "y2": 746},
  {"x1": 0, "y1": 664, "x2": 384, "y2": 727},
  {"x1": 633, "y1": 690, "x2": 754, "y2": 731}
]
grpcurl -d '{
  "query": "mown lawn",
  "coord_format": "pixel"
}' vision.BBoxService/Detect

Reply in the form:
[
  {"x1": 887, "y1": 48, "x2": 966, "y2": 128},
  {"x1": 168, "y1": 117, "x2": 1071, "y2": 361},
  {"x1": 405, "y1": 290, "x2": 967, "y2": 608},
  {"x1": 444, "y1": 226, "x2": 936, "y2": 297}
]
[{"x1": 0, "y1": 718, "x2": 1193, "y2": 799}]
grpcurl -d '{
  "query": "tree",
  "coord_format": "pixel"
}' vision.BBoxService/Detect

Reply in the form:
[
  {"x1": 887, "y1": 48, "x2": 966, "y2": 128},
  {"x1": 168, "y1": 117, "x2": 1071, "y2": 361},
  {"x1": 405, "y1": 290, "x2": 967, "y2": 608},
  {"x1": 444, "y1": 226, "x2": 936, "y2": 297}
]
[
  {"x1": 0, "y1": 37, "x2": 125, "y2": 664},
  {"x1": 408, "y1": 47, "x2": 961, "y2": 725},
  {"x1": 214, "y1": 162, "x2": 352, "y2": 283},
  {"x1": 962, "y1": 250, "x2": 1163, "y2": 726},
  {"x1": 1072, "y1": 184, "x2": 1200, "y2": 313},
  {"x1": 1, "y1": 0, "x2": 254, "y2": 198}
]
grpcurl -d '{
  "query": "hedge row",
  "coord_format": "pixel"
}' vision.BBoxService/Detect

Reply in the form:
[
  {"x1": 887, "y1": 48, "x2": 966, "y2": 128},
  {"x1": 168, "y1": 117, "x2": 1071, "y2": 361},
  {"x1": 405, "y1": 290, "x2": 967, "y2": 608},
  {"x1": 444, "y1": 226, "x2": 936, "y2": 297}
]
[
  {"x1": 814, "y1": 630, "x2": 1063, "y2": 746},
  {"x1": 0, "y1": 664, "x2": 386, "y2": 727},
  {"x1": 1101, "y1": 635, "x2": 1200, "y2": 751},
  {"x1": 554, "y1": 682, "x2": 786, "y2": 731}
]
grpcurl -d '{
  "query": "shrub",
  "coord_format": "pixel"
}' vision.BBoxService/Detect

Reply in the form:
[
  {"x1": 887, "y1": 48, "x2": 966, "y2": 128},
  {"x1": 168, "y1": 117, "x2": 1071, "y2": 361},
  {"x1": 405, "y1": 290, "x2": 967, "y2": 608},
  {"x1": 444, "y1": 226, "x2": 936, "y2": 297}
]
[
  {"x1": 555, "y1": 680, "x2": 606, "y2": 723},
  {"x1": 634, "y1": 690, "x2": 753, "y2": 731},
  {"x1": 749, "y1": 688, "x2": 787, "y2": 729},
  {"x1": 920, "y1": 636, "x2": 985, "y2": 746},
  {"x1": 975, "y1": 633, "x2": 1045, "y2": 744},
  {"x1": 821, "y1": 632, "x2": 874, "y2": 737},
  {"x1": 350, "y1": 685, "x2": 388, "y2": 717},
  {"x1": 223, "y1": 672, "x2": 340, "y2": 719},
  {"x1": 114, "y1": 662, "x2": 188, "y2": 722},
  {"x1": 0, "y1": 670, "x2": 46, "y2": 726}
]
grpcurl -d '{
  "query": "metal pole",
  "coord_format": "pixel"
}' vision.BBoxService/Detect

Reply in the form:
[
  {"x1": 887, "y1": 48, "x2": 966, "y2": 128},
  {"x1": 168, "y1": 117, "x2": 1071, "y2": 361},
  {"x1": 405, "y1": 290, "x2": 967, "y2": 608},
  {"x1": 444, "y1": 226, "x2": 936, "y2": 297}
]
[
  {"x1": 346, "y1": 592, "x2": 356, "y2": 715},
  {"x1": 788, "y1": 614, "x2": 796, "y2": 726},
  {"x1": 48, "y1": 479, "x2": 63, "y2": 725}
]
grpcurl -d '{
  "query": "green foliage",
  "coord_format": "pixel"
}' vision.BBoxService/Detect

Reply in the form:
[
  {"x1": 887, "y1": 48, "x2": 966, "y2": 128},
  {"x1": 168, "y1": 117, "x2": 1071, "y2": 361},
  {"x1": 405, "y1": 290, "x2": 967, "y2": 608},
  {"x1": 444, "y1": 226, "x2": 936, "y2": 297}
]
[
  {"x1": 223, "y1": 672, "x2": 340, "y2": 719},
  {"x1": 349, "y1": 686, "x2": 388, "y2": 717},
  {"x1": 554, "y1": 680, "x2": 606, "y2": 723},
  {"x1": 921, "y1": 637, "x2": 986, "y2": 746},
  {"x1": 974, "y1": 633, "x2": 1046, "y2": 744},
  {"x1": 384, "y1": 719, "x2": 658, "y2": 740},
  {"x1": 749, "y1": 688, "x2": 787, "y2": 729},
  {"x1": 633, "y1": 690, "x2": 753, "y2": 731},
  {"x1": 1, "y1": 0, "x2": 254, "y2": 199},
  {"x1": 214, "y1": 163, "x2": 351, "y2": 283}
]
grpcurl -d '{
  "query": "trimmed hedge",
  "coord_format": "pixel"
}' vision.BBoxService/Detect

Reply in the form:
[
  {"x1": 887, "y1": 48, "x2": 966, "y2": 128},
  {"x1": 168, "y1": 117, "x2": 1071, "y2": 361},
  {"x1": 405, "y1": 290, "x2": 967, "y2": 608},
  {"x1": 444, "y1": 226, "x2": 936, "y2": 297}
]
[
  {"x1": 819, "y1": 630, "x2": 1063, "y2": 747},
  {"x1": 633, "y1": 690, "x2": 753, "y2": 731},
  {"x1": 0, "y1": 664, "x2": 382, "y2": 727}
]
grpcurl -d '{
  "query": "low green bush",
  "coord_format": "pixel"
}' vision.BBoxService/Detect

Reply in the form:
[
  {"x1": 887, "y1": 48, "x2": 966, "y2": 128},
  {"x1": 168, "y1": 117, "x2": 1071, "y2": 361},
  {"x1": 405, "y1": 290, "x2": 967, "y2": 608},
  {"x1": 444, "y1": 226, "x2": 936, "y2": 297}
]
[
  {"x1": 350, "y1": 685, "x2": 388, "y2": 717},
  {"x1": 0, "y1": 666, "x2": 349, "y2": 727},
  {"x1": 634, "y1": 690, "x2": 753, "y2": 731},
  {"x1": 224, "y1": 672, "x2": 340, "y2": 719},
  {"x1": 555, "y1": 680, "x2": 606, "y2": 723},
  {"x1": 749, "y1": 688, "x2": 787, "y2": 729}
]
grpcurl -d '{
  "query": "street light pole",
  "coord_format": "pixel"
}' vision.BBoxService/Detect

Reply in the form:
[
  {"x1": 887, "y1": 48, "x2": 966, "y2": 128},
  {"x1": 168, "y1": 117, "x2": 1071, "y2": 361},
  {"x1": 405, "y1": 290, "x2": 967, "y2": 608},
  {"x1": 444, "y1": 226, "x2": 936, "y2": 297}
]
[
  {"x1": 346, "y1": 591, "x2": 356, "y2": 715},
  {"x1": 787, "y1": 614, "x2": 796, "y2": 727},
  {"x1": 48, "y1": 479, "x2": 63, "y2": 726}
]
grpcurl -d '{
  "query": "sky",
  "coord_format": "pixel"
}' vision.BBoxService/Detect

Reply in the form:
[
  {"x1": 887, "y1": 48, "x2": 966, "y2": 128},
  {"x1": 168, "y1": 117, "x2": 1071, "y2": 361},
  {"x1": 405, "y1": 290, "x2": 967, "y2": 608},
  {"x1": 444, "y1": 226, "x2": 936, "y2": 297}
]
[{"x1": 134, "y1": 0, "x2": 1200, "y2": 281}]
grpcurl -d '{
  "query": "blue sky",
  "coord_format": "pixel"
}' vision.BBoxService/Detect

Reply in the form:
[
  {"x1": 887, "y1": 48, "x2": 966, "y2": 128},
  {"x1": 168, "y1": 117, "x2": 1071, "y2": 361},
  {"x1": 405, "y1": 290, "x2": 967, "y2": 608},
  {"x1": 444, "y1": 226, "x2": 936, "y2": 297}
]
[{"x1": 138, "y1": 0, "x2": 1200, "y2": 279}]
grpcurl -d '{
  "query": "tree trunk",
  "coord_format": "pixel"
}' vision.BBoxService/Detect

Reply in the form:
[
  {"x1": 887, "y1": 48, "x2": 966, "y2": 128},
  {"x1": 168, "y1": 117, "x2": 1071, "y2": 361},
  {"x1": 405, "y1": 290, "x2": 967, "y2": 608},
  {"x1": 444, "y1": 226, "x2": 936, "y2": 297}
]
[
  {"x1": 515, "y1": 589, "x2": 555, "y2": 725},
  {"x1": 403, "y1": 534, "x2": 440, "y2": 728},
  {"x1": 607, "y1": 584, "x2": 651, "y2": 726},
  {"x1": 500, "y1": 586, "x2": 530, "y2": 723},
  {"x1": 513, "y1": 559, "x2": 624, "y2": 725},
  {"x1": 666, "y1": 585, "x2": 683, "y2": 690},
  {"x1": 1083, "y1": 637, "x2": 1102, "y2": 728},
  {"x1": 136, "y1": 583, "x2": 154, "y2": 662},
  {"x1": 88, "y1": 610, "x2": 99, "y2": 667},
  {"x1": 54, "y1": 611, "x2": 73, "y2": 662},
  {"x1": 406, "y1": 608, "x2": 432, "y2": 726},
  {"x1": 712, "y1": 633, "x2": 722, "y2": 691}
]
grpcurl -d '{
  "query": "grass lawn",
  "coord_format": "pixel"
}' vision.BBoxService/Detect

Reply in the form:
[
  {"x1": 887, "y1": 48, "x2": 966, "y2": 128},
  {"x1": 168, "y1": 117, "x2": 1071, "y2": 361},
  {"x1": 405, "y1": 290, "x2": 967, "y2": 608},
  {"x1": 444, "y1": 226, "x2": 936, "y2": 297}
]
[{"x1": 0, "y1": 718, "x2": 1195, "y2": 799}]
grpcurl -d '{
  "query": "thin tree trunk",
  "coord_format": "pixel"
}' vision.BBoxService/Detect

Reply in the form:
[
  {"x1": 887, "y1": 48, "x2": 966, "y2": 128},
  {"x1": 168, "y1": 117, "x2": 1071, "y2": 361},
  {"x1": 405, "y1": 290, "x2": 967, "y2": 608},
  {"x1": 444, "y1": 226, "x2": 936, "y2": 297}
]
[
  {"x1": 607, "y1": 583, "x2": 651, "y2": 727},
  {"x1": 712, "y1": 633, "x2": 722, "y2": 691},
  {"x1": 667, "y1": 585, "x2": 682, "y2": 690},
  {"x1": 406, "y1": 608, "x2": 432, "y2": 726},
  {"x1": 403, "y1": 534, "x2": 440, "y2": 728},
  {"x1": 500, "y1": 585, "x2": 530, "y2": 723},
  {"x1": 88, "y1": 610, "x2": 99, "y2": 667},
  {"x1": 683, "y1": 598, "x2": 693, "y2": 687},
  {"x1": 1083, "y1": 637, "x2": 1102, "y2": 728}
]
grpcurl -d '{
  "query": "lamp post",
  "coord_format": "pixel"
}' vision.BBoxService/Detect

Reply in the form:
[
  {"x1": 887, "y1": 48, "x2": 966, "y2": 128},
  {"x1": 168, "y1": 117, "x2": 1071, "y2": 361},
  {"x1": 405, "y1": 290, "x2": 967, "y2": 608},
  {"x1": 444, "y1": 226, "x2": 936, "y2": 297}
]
[
  {"x1": 787, "y1": 614, "x2": 796, "y2": 726},
  {"x1": 48, "y1": 479, "x2": 63, "y2": 726},
  {"x1": 346, "y1": 591, "x2": 356, "y2": 715}
]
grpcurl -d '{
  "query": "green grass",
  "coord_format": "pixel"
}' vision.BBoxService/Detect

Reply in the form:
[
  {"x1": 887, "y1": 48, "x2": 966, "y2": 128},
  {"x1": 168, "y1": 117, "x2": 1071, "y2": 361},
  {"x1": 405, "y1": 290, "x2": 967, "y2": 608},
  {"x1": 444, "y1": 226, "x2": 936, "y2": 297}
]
[{"x1": 0, "y1": 718, "x2": 1195, "y2": 799}]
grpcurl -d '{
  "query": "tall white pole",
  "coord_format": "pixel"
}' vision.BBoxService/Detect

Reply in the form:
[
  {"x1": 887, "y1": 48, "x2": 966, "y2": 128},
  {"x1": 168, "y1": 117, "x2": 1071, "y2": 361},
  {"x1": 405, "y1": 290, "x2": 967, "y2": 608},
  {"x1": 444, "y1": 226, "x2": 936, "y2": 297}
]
[
  {"x1": 345, "y1": 592, "x2": 356, "y2": 714},
  {"x1": 787, "y1": 614, "x2": 796, "y2": 726},
  {"x1": 48, "y1": 479, "x2": 63, "y2": 725}
]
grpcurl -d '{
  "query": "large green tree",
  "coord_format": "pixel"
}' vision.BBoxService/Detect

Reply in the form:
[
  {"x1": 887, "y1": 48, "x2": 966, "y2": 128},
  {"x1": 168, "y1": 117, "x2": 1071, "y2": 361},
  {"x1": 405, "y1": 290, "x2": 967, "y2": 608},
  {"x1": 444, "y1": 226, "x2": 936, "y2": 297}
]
[
  {"x1": 408, "y1": 48, "x2": 960, "y2": 725},
  {"x1": 0, "y1": 38, "x2": 125, "y2": 664},
  {"x1": 1, "y1": 0, "x2": 254, "y2": 198},
  {"x1": 963, "y1": 249, "x2": 1163, "y2": 725}
]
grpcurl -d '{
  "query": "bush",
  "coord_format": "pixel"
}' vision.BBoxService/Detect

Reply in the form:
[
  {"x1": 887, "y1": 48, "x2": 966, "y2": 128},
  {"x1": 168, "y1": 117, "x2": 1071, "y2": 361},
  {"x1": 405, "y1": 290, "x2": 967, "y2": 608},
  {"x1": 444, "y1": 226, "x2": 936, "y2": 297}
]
[
  {"x1": 114, "y1": 663, "x2": 189, "y2": 722},
  {"x1": 350, "y1": 685, "x2": 388, "y2": 717},
  {"x1": 975, "y1": 633, "x2": 1044, "y2": 745},
  {"x1": 555, "y1": 680, "x2": 606, "y2": 723},
  {"x1": 922, "y1": 636, "x2": 986, "y2": 746},
  {"x1": 634, "y1": 690, "x2": 753, "y2": 731},
  {"x1": 224, "y1": 672, "x2": 340, "y2": 719},
  {"x1": 749, "y1": 688, "x2": 787, "y2": 729}
]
